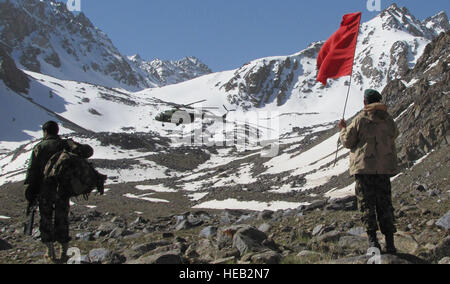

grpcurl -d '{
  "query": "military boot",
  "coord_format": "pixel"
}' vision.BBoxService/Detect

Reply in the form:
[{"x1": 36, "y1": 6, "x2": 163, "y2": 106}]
[
  {"x1": 367, "y1": 231, "x2": 381, "y2": 250},
  {"x1": 59, "y1": 242, "x2": 69, "y2": 263},
  {"x1": 44, "y1": 242, "x2": 57, "y2": 263},
  {"x1": 385, "y1": 233, "x2": 397, "y2": 254}
]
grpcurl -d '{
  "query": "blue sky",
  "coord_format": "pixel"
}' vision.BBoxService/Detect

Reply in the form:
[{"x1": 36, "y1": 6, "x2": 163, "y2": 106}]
[{"x1": 81, "y1": 0, "x2": 449, "y2": 72}]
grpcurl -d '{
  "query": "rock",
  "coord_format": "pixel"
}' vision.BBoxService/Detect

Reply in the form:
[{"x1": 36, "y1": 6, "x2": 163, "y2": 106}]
[
  {"x1": 109, "y1": 227, "x2": 134, "y2": 239},
  {"x1": 338, "y1": 236, "x2": 368, "y2": 252},
  {"x1": 258, "y1": 223, "x2": 272, "y2": 233},
  {"x1": 347, "y1": 227, "x2": 366, "y2": 237},
  {"x1": 110, "y1": 216, "x2": 126, "y2": 225},
  {"x1": 435, "y1": 211, "x2": 450, "y2": 230},
  {"x1": 96, "y1": 222, "x2": 117, "y2": 237},
  {"x1": 0, "y1": 47, "x2": 30, "y2": 94},
  {"x1": 121, "y1": 233, "x2": 143, "y2": 241},
  {"x1": 191, "y1": 239, "x2": 218, "y2": 262},
  {"x1": 391, "y1": 232, "x2": 419, "y2": 254},
  {"x1": 199, "y1": 226, "x2": 218, "y2": 238},
  {"x1": 426, "y1": 220, "x2": 435, "y2": 227},
  {"x1": 131, "y1": 241, "x2": 171, "y2": 257},
  {"x1": 128, "y1": 250, "x2": 183, "y2": 264},
  {"x1": 297, "y1": 250, "x2": 323, "y2": 258},
  {"x1": 75, "y1": 232, "x2": 94, "y2": 241},
  {"x1": 236, "y1": 215, "x2": 253, "y2": 224},
  {"x1": 327, "y1": 196, "x2": 357, "y2": 211},
  {"x1": 78, "y1": 255, "x2": 91, "y2": 264},
  {"x1": 305, "y1": 200, "x2": 327, "y2": 211},
  {"x1": 414, "y1": 184, "x2": 427, "y2": 192},
  {"x1": 88, "y1": 248, "x2": 124, "y2": 264},
  {"x1": 258, "y1": 210, "x2": 274, "y2": 221},
  {"x1": 330, "y1": 254, "x2": 412, "y2": 264},
  {"x1": 0, "y1": 239, "x2": 13, "y2": 251},
  {"x1": 232, "y1": 226, "x2": 268, "y2": 255},
  {"x1": 175, "y1": 220, "x2": 191, "y2": 231},
  {"x1": 162, "y1": 232, "x2": 174, "y2": 238},
  {"x1": 131, "y1": 216, "x2": 148, "y2": 226},
  {"x1": 314, "y1": 230, "x2": 343, "y2": 243},
  {"x1": 220, "y1": 210, "x2": 244, "y2": 224},
  {"x1": 250, "y1": 250, "x2": 281, "y2": 264},
  {"x1": 433, "y1": 237, "x2": 450, "y2": 259},
  {"x1": 216, "y1": 225, "x2": 248, "y2": 249},
  {"x1": 312, "y1": 224, "x2": 324, "y2": 236},
  {"x1": 438, "y1": 257, "x2": 450, "y2": 264},
  {"x1": 210, "y1": 256, "x2": 236, "y2": 264}
]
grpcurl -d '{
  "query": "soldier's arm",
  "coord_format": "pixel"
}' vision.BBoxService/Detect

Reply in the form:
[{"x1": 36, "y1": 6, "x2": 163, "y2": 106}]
[
  {"x1": 339, "y1": 118, "x2": 359, "y2": 149},
  {"x1": 24, "y1": 148, "x2": 38, "y2": 185},
  {"x1": 24, "y1": 148, "x2": 40, "y2": 202}
]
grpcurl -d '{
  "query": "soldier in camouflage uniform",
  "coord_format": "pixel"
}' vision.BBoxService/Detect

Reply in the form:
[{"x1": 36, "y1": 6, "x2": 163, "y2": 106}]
[
  {"x1": 24, "y1": 121, "x2": 92, "y2": 263},
  {"x1": 338, "y1": 89, "x2": 399, "y2": 254}
]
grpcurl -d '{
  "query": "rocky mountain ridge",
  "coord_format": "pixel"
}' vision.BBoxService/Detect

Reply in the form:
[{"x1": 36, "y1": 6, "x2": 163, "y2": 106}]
[
  {"x1": 128, "y1": 55, "x2": 212, "y2": 87},
  {"x1": 0, "y1": 0, "x2": 211, "y2": 90},
  {"x1": 218, "y1": 4, "x2": 449, "y2": 109}
]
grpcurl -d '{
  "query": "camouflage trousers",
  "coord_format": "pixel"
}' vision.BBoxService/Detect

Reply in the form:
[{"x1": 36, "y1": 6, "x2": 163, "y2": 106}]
[
  {"x1": 355, "y1": 174, "x2": 397, "y2": 235},
  {"x1": 38, "y1": 182, "x2": 71, "y2": 243}
]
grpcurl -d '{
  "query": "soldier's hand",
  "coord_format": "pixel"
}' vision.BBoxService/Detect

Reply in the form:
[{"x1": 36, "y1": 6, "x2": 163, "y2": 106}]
[{"x1": 338, "y1": 119, "x2": 347, "y2": 130}]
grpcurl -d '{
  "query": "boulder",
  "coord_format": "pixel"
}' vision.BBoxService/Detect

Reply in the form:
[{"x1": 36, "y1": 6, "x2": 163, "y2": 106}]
[
  {"x1": 312, "y1": 224, "x2": 324, "y2": 236},
  {"x1": 96, "y1": 222, "x2": 117, "y2": 237},
  {"x1": 304, "y1": 200, "x2": 327, "y2": 211},
  {"x1": 433, "y1": 237, "x2": 450, "y2": 260},
  {"x1": 297, "y1": 250, "x2": 323, "y2": 258},
  {"x1": 250, "y1": 250, "x2": 281, "y2": 264},
  {"x1": 216, "y1": 225, "x2": 248, "y2": 249},
  {"x1": 0, "y1": 239, "x2": 12, "y2": 251},
  {"x1": 209, "y1": 256, "x2": 236, "y2": 264},
  {"x1": 131, "y1": 241, "x2": 171, "y2": 257},
  {"x1": 347, "y1": 227, "x2": 366, "y2": 237},
  {"x1": 232, "y1": 226, "x2": 267, "y2": 255},
  {"x1": 199, "y1": 226, "x2": 218, "y2": 238},
  {"x1": 88, "y1": 248, "x2": 124, "y2": 264},
  {"x1": 258, "y1": 223, "x2": 272, "y2": 233},
  {"x1": 436, "y1": 211, "x2": 450, "y2": 231},
  {"x1": 392, "y1": 232, "x2": 419, "y2": 254},
  {"x1": 258, "y1": 210, "x2": 274, "y2": 221},
  {"x1": 338, "y1": 235, "x2": 368, "y2": 252},
  {"x1": 128, "y1": 250, "x2": 183, "y2": 264},
  {"x1": 330, "y1": 254, "x2": 412, "y2": 264},
  {"x1": 75, "y1": 232, "x2": 94, "y2": 241},
  {"x1": 314, "y1": 230, "x2": 343, "y2": 243}
]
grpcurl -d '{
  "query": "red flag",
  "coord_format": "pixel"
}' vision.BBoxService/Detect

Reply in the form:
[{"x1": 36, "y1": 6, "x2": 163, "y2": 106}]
[{"x1": 317, "y1": 12, "x2": 361, "y2": 86}]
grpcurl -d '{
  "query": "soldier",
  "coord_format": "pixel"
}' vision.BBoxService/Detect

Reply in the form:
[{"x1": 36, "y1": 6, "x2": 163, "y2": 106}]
[
  {"x1": 338, "y1": 89, "x2": 399, "y2": 254},
  {"x1": 24, "y1": 121, "x2": 93, "y2": 263}
]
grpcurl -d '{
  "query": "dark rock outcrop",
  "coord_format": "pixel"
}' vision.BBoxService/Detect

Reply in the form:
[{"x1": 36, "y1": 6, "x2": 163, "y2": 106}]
[{"x1": 0, "y1": 46, "x2": 29, "y2": 93}]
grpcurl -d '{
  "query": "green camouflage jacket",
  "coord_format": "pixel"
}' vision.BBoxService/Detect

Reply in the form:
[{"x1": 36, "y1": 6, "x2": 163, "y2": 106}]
[
  {"x1": 340, "y1": 103, "x2": 399, "y2": 176},
  {"x1": 24, "y1": 135, "x2": 67, "y2": 201}
]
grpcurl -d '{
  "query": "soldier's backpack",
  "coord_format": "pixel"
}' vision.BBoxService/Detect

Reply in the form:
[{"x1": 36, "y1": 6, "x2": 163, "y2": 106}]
[{"x1": 43, "y1": 140, "x2": 107, "y2": 199}]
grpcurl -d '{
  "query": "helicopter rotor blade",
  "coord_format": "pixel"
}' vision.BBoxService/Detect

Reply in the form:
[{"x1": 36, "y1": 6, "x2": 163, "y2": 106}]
[{"x1": 184, "y1": 99, "x2": 207, "y2": 107}]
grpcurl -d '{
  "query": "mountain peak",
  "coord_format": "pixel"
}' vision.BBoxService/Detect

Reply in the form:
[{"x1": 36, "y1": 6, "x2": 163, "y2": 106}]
[
  {"x1": 374, "y1": 4, "x2": 447, "y2": 39},
  {"x1": 423, "y1": 11, "x2": 450, "y2": 35}
]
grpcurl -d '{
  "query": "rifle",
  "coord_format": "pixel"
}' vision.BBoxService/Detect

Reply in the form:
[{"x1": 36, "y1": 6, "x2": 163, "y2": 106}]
[{"x1": 23, "y1": 202, "x2": 37, "y2": 236}]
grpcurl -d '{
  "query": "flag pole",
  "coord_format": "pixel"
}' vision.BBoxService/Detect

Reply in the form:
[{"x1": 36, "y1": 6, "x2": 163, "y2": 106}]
[{"x1": 333, "y1": 25, "x2": 360, "y2": 167}]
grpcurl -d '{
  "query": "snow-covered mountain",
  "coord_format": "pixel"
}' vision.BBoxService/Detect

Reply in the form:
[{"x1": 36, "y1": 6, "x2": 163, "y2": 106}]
[
  {"x1": 128, "y1": 55, "x2": 212, "y2": 87},
  {"x1": 0, "y1": 0, "x2": 211, "y2": 90},
  {"x1": 215, "y1": 4, "x2": 449, "y2": 111}
]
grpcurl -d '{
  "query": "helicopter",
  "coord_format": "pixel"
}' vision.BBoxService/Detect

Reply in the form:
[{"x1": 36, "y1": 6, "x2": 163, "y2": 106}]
[{"x1": 155, "y1": 99, "x2": 221, "y2": 125}]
